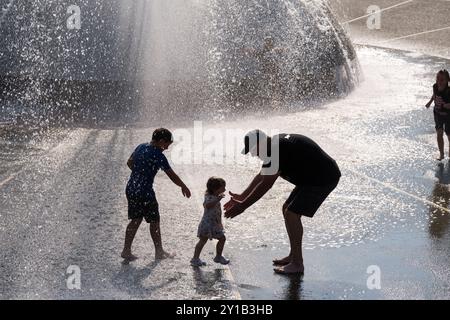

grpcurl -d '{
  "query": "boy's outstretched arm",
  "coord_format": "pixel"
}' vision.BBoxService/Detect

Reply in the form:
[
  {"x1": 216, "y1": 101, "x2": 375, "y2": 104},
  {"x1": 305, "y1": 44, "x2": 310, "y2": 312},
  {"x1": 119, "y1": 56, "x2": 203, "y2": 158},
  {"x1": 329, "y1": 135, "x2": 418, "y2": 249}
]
[{"x1": 165, "y1": 169, "x2": 191, "y2": 198}]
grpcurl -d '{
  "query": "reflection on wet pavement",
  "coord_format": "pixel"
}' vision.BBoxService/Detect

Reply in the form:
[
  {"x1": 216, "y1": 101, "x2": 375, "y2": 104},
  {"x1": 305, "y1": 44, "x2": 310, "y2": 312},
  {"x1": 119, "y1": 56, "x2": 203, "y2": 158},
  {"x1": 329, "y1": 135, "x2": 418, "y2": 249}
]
[{"x1": 429, "y1": 163, "x2": 450, "y2": 239}]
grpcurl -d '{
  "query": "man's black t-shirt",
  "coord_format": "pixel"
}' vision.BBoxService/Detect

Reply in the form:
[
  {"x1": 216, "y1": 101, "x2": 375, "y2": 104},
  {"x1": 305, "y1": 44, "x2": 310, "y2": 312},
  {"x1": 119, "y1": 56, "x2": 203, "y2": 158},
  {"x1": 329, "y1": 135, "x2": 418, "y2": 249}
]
[{"x1": 262, "y1": 134, "x2": 341, "y2": 186}]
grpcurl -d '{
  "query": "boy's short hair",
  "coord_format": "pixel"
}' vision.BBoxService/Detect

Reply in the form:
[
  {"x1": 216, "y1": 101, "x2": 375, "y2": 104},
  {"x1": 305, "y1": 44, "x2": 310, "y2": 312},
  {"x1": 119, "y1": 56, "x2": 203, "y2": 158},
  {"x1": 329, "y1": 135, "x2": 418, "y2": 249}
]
[
  {"x1": 206, "y1": 177, "x2": 226, "y2": 194},
  {"x1": 152, "y1": 128, "x2": 173, "y2": 143}
]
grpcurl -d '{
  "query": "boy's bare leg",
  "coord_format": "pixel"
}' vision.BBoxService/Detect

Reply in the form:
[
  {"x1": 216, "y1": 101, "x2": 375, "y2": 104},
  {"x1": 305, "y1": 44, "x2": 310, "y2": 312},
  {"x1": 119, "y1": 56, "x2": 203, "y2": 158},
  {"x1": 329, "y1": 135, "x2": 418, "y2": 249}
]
[
  {"x1": 193, "y1": 237, "x2": 208, "y2": 260},
  {"x1": 437, "y1": 129, "x2": 445, "y2": 160},
  {"x1": 274, "y1": 210, "x2": 304, "y2": 274},
  {"x1": 150, "y1": 222, "x2": 175, "y2": 260},
  {"x1": 121, "y1": 218, "x2": 143, "y2": 260}
]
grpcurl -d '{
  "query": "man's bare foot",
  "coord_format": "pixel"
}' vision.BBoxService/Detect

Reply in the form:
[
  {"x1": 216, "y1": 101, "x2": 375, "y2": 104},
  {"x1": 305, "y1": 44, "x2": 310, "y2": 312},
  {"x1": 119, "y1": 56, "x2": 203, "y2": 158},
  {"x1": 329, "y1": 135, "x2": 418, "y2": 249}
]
[
  {"x1": 274, "y1": 262, "x2": 304, "y2": 275},
  {"x1": 273, "y1": 256, "x2": 291, "y2": 266},
  {"x1": 155, "y1": 250, "x2": 176, "y2": 260},
  {"x1": 121, "y1": 252, "x2": 139, "y2": 261},
  {"x1": 437, "y1": 154, "x2": 445, "y2": 161}
]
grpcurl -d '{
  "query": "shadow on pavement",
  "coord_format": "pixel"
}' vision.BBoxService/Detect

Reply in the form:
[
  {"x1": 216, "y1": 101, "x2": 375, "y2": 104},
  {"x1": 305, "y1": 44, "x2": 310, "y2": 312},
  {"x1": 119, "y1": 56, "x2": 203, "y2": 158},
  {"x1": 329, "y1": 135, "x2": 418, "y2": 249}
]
[
  {"x1": 111, "y1": 260, "x2": 161, "y2": 298},
  {"x1": 192, "y1": 267, "x2": 231, "y2": 297}
]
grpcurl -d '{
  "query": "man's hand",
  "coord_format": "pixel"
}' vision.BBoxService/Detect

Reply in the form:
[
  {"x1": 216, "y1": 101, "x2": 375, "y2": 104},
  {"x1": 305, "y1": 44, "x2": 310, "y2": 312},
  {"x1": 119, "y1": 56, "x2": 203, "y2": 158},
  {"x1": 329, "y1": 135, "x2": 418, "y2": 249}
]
[
  {"x1": 228, "y1": 191, "x2": 244, "y2": 202},
  {"x1": 181, "y1": 186, "x2": 191, "y2": 198},
  {"x1": 426, "y1": 102, "x2": 432, "y2": 109},
  {"x1": 224, "y1": 197, "x2": 245, "y2": 219}
]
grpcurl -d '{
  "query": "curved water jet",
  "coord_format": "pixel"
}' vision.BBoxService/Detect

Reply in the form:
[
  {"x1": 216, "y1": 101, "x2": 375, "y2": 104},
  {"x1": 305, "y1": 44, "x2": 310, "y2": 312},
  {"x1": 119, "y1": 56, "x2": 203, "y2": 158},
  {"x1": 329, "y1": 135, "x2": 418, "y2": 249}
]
[{"x1": 0, "y1": 0, "x2": 360, "y2": 125}]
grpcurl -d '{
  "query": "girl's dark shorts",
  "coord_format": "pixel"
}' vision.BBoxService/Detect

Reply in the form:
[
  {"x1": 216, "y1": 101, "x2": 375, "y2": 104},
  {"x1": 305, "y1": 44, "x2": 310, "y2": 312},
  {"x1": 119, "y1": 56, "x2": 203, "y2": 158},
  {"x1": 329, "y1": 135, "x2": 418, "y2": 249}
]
[
  {"x1": 434, "y1": 112, "x2": 450, "y2": 135},
  {"x1": 284, "y1": 180, "x2": 339, "y2": 218},
  {"x1": 127, "y1": 196, "x2": 160, "y2": 223}
]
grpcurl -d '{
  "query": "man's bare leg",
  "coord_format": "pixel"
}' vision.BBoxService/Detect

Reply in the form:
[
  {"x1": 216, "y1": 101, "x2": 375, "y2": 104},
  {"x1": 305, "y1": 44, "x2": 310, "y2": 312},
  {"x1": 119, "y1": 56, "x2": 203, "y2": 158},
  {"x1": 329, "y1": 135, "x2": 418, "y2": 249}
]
[
  {"x1": 121, "y1": 218, "x2": 143, "y2": 260},
  {"x1": 273, "y1": 204, "x2": 292, "y2": 266},
  {"x1": 274, "y1": 210, "x2": 304, "y2": 274},
  {"x1": 437, "y1": 129, "x2": 445, "y2": 160},
  {"x1": 150, "y1": 222, "x2": 175, "y2": 260}
]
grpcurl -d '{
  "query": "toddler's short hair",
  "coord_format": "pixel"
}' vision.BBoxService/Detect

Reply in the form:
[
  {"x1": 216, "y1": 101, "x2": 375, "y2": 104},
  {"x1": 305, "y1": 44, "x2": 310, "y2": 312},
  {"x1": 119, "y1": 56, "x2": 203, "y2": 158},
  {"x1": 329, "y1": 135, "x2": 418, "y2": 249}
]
[{"x1": 206, "y1": 177, "x2": 226, "y2": 194}]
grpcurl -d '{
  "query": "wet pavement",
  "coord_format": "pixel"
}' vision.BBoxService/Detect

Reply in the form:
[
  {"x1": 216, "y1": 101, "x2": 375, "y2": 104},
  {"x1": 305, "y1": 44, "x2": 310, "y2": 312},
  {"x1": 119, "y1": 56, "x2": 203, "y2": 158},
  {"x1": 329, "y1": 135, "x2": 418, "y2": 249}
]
[
  {"x1": 1, "y1": 45, "x2": 450, "y2": 299},
  {"x1": 0, "y1": 127, "x2": 239, "y2": 299},
  {"x1": 331, "y1": 0, "x2": 450, "y2": 58},
  {"x1": 223, "y1": 46, "x2": 450, "y2": 299}
]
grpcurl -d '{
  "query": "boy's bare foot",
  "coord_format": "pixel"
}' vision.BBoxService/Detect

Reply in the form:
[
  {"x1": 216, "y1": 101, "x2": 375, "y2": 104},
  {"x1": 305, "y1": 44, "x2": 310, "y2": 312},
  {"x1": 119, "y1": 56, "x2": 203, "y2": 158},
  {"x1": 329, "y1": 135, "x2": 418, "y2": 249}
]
[
  {"x1": 273, "y1": 256, "x2": 291, "y2": 266},
  {"x1": 155, "y1": 251, "x2": 176, "y2": 260},
  {"x1": 273, "y1": 262, "x2": 304, "y2": 275},
  {"x1": 121, "y1": 252, "x2": 139, "y2": 261}
]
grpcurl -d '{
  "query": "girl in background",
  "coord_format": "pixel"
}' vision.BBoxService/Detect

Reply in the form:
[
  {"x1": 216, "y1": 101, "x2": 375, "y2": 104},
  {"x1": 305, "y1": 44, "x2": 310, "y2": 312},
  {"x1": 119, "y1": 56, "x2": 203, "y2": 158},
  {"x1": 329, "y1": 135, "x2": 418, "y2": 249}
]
[{"x1": 426, "y1": 70, "x2": 450, "y2": 160}]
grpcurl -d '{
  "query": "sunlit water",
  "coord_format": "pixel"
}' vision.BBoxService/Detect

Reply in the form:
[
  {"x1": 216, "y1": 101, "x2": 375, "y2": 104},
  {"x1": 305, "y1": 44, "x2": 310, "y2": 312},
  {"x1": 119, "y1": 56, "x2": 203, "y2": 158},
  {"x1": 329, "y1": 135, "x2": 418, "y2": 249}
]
[
  {"x1": 177, "y1": 46, "x2": 443, "y2": 251},
  {"x1": 1, "y1": 0, "x2": 450, "y2": 299},
  {"x1": 2, "y1": 46, "x2": 449, "y2": 299},
  {"x1": 0, "y1": 0, "x2": 358, "y2": 124}
]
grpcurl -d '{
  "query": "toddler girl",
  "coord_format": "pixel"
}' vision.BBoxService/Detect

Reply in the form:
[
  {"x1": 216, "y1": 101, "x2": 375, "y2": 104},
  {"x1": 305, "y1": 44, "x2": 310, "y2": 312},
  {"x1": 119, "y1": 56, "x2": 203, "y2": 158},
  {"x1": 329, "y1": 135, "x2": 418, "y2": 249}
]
[{"x1": 191, "y1": 177, "x2": 230, "y2": 267}]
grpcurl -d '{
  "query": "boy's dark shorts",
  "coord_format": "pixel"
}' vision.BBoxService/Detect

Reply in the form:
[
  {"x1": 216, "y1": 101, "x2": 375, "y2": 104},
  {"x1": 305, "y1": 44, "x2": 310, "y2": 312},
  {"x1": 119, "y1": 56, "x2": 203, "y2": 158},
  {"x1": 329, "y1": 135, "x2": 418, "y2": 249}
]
[
  {"x1": 285, "y1": 180, "x2": 339, "y2": 218},
  {"x1": 434, "y1": 112, "x2": 450, "y2": 135},
  {"x1": 127, "y1": 196, "x2": 160, "y2": 223}
]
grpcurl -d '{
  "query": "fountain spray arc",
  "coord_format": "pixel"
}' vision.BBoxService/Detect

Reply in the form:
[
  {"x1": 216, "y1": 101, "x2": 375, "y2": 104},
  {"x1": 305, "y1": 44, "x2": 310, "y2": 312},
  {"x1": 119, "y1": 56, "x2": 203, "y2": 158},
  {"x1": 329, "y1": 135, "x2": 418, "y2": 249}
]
[
  {"x1": 0, "y1": 0, "x2": 359, "y2": 125},
  {"x1": 128, "y1": 0, "x2": 361, "y2": 122}
]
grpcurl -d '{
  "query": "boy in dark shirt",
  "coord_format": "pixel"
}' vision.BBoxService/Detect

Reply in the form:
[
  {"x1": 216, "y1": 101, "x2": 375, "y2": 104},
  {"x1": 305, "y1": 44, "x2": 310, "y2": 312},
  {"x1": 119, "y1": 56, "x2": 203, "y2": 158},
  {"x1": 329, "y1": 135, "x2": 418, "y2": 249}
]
[{"x1": 121, "y1": 128, "x2": 191, "y2": 261}]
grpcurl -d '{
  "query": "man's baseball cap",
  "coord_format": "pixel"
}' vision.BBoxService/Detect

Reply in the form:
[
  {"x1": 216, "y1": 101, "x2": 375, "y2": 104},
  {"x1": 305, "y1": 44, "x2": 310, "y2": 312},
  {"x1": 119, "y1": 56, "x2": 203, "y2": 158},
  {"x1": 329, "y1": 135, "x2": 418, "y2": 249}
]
[{"x1": 241, "y1": 129, "x2": 268, "y2": 155}]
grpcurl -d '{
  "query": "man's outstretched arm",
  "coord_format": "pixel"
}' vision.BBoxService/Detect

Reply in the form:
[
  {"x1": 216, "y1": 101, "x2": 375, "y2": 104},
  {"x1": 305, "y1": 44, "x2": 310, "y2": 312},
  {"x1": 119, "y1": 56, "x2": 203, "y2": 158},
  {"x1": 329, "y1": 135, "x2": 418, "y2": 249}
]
[
  {"x1": 229, "y1": 173, "x2": 263, "y2": 201},
  {"x1": 225, "y1": 172, "x2": 279, "y2": 219},
  {"x1": 165, "y1": 169, "x2": 191, "y2": 198},
  {"x1": 241, "y1": 173, "x2": 279, "y2": 208}
]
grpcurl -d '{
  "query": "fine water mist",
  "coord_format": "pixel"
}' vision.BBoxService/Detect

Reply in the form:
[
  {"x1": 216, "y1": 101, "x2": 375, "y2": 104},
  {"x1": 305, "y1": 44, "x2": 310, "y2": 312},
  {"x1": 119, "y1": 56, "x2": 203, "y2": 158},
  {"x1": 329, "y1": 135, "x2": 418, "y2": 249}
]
[
  {"x1": 0, "y1": 0, "x2": 360, "y2": 126},
  {"x1": 134, "y1": 0, "x2": 360, "y2": 122}
]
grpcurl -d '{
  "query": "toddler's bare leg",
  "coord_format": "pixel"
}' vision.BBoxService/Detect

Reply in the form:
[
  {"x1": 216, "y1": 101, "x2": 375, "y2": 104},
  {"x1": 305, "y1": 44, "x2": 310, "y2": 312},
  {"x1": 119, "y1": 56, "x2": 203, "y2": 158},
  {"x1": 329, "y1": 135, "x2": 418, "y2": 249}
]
[
  {"x1": 193, "y1": 237, "x2": 208, "y2": 259},
  {"x1": 216, "y1": 236, "x2": 226, "y2": 258}
]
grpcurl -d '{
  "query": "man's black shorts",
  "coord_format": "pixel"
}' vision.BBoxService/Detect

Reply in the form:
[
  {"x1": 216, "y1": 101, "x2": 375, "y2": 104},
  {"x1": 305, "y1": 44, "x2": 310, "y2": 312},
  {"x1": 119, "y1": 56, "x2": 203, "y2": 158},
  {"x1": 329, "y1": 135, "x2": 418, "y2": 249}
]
[
  {"x1": 284, "y1": 180, "x2": 339, "y2": 218},
  {"x1": 127, "y1": 196, "x2": 160, "y2": 223},
  {"x1": 434, "y1": 111, "x2": 450, "y2": 135}
]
